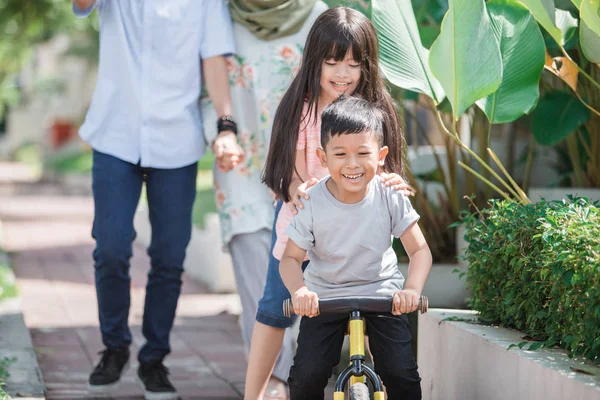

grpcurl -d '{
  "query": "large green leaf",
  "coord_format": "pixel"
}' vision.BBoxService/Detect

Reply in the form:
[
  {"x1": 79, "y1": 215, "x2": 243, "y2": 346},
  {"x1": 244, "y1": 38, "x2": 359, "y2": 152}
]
[
  {"x1": 574, "y1": 0, "x2": 600, "y2": 60},
  {"x1": 518, "y1": 0, "x2": 564, "y2": 44},
  {"x1": 476, "y1": 0, "x2": 546, "y2": 123},
  {"x1": 580, "y1": 0, "x2": 600, "y2": 37},
  {"x1": 581, "y1": 18, "x2": 600, "y2": 61},
  {"x1": 531, "y1": 91, "x2": 591, "y2": 146},
  {"x1": 570, "y1": 0, "x2": 583, "y2": 9},
  {"x1": 429, "y1": 0, "x2": 502, "y2": 120},
  {"x1": 373, "y1": 0, "x2": 445, "y2": 103},
  {"x1": 555, "y1": 9, "x2": 579, "y2": 44}
]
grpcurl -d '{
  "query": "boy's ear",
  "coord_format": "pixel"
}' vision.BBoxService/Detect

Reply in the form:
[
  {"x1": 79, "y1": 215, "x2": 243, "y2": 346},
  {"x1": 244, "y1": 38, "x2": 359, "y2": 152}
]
[
  {"x1": 316, "y1": 148, "x2": 328, "y2": 167},
  {"x1": 378, "y1": 146, "x2": 389, "y2": 166}
]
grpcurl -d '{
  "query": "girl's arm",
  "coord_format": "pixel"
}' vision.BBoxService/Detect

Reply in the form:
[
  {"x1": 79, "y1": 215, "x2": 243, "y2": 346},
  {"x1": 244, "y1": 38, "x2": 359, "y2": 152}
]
[
  {"x1": 280, "y1": 240, "x2": 319, "y2": 317},
  {"x1": 394, "y1": 222, "x2": 432, "y2": 315},
  {"x1": 287, "y1": 149, "x2": 311, "y2": 213}
]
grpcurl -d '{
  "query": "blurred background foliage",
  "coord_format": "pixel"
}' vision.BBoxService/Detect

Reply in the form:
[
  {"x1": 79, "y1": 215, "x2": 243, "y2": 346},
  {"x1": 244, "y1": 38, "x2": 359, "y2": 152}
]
[{"x1": 1, "y1": 0, "x2": 598, "y2": 263}]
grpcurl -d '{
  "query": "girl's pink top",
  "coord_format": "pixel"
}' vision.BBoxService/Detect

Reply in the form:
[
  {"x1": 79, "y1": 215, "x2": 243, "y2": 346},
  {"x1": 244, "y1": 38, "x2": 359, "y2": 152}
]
[{"x1": 273, "y1": 103, "x2": 329, "y2": 260}]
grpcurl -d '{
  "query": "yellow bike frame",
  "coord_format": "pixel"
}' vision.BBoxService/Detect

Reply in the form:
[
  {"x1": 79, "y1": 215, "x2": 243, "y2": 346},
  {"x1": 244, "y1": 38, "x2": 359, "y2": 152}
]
[{"x1": 333, "y1": 311, "x2": 385, "y2": 400}]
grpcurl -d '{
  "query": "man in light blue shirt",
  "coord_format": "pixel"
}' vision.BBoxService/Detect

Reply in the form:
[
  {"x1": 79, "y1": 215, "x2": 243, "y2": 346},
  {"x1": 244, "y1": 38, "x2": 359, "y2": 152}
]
[{"x1": 72, "y1": 1, "x2": 244, "y2": 398}]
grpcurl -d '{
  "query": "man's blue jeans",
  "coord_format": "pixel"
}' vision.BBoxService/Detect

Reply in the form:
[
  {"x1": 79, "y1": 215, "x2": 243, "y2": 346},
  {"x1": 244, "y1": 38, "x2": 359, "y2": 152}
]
[{"x1": 91, "y1": 150, "x2": 197, "y2": 363}]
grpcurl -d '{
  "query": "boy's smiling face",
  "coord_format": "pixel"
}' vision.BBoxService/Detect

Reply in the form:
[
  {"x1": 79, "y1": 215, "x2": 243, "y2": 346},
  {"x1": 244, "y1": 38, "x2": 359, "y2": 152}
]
[{"x1": 318, "y1": 130, "x2": 388, "y2": 203}]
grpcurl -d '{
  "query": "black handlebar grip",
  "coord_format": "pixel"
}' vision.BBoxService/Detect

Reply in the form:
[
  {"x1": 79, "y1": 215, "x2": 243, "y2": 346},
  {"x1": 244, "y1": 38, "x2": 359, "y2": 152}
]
[{"x1": 283, "y1": 295, "x2": 428, "y2": 317}]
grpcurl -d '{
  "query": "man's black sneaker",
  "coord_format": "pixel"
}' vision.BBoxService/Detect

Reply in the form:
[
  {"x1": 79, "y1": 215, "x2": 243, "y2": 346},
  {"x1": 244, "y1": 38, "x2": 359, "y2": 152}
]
[
  {"x1": 136, "y1": 361, "x2": 179, "y2": 400},
  {"x1": 87, "y1": 347, "x2": 130, "y2": 393}
]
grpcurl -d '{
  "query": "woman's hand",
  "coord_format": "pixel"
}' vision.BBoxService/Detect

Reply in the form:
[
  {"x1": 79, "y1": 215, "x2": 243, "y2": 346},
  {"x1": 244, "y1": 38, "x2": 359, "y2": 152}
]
[
  {"x1": 287, "y1": 177, "x2": 319, "y2": 214},
  {"x1": 392, "y1": 289, "x2": 421, "y2": 315},
  {"x1": 292, "y1": 287, "x2": 319, "y2": 317},
  {"x1": 379, "y1": 173, "x2": 415, "y2": 196}
]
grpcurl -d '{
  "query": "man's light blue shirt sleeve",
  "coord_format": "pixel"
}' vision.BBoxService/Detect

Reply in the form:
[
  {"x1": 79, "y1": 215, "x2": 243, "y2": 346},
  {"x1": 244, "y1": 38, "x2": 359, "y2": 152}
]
[
  {"x1": 72, "y1": 0, "x2": 102, "y2": 18},
  {"x1": 201, "y1": 0, "x2": 235, "y2": 59}
]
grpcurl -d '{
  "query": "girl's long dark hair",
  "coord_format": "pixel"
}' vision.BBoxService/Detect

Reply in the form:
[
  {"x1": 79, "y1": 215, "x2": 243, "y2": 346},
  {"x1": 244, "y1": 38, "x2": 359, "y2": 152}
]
[{"x1": 263, "y1": 7, "x2": 404, "y2": 202}]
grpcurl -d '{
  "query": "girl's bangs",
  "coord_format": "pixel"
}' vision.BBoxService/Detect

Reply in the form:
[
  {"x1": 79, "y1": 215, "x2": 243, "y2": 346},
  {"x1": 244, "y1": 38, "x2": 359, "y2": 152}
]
[{"x1": 323, "y1": 32, "x2": 363, "y2": 62}]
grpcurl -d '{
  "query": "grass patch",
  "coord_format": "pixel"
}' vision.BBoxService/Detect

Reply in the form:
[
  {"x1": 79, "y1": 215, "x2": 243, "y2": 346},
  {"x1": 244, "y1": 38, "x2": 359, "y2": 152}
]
[
  {"x1": 48, "y1": 150, "x2": 93, "y2": 174},
  {"x1": 11, "y1": 143, "x2": 43, "y2": 177},
  {"x1": 193, "y1": 151, "x2": 216, "y2": 229},
  {"x1": 198, "y1": 150, "x2": 215, "y2": 171},
  {"x1": 0, "y1": 253, "x2": 17, "y2": 302},
  {"x1": 0, "y1": 356, "x2": 16, "y2": 400}
]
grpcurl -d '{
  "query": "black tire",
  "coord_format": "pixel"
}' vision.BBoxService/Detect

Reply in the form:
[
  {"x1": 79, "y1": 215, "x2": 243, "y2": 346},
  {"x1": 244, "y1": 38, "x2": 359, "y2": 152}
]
[{"x1": 349, "y1": 382, "x2": 370, "y2": 400}]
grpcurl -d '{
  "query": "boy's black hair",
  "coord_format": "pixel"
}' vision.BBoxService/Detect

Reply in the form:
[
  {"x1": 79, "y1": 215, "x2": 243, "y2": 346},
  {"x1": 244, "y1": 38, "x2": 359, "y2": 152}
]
[{"x1": 320, "y1": 96, "x2": 385, "y2": 150}]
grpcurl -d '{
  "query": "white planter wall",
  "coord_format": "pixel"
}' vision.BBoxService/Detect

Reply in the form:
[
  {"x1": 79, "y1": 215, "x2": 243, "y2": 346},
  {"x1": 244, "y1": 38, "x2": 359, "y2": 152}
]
[{"x1": 419, "y1": 309, "x2": 600, "y2": 400}]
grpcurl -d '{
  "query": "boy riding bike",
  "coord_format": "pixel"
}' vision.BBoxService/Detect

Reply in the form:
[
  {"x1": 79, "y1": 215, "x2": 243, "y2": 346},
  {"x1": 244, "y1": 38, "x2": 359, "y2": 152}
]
[{"x1": 279, "y1": 96, "x2": 433, "y2": 400}]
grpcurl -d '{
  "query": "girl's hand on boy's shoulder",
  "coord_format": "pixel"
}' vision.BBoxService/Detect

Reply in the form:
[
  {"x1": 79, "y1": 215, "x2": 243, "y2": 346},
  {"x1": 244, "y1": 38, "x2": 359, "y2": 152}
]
[
  {"x1": 292, "y1": 287, "x2": 319, "y2": 317},
  {"x1": 392, "y1": 289, "x2": 421, "y2": 315},
  {"x1": 287, "y1": 177, "x2": 319, "y2": 215},
  {"x1": 378, "y1": 173, "x2": 416, "y2": 197}
]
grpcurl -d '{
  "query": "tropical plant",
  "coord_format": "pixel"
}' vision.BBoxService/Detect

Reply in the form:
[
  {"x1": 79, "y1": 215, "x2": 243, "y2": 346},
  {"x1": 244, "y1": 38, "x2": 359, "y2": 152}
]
[
  {"x1": 372, "y1": 0, "x2": 600, "y2": 208},
  {"x1": 375, "y1": 0, "x2": 600, "y2": 192}
]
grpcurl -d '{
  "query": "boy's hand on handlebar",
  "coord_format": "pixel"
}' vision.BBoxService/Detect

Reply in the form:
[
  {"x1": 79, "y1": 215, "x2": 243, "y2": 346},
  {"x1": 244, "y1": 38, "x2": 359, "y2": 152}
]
[
  {"x1": 392, "y1": 289, "x2": 421, "y2": 315},
  {"x1": 288, "y1": 178, "x2": 319, "y2": 215},
  {"x1": 379, "y1": 173, "x2": 415, "y2": 197},
  {"x1": 292, "y1": 287, "x2": 319, "y2": 317}
]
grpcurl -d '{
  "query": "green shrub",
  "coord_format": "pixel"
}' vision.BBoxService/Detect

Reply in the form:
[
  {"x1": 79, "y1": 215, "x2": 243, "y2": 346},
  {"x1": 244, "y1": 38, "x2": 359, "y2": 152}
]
[
  {"x1": 461, "y1": 198, "x2": 600, "y2": 362},
  {"x1": 0, "y1": 356, "x2": 15, "y2": 399}
]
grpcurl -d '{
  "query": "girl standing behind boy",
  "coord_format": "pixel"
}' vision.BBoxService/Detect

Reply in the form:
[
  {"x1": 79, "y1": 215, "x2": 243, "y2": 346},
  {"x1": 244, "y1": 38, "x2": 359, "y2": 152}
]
[{"x1": 245, "y1": 7, "x2": 414, "y2": 399}]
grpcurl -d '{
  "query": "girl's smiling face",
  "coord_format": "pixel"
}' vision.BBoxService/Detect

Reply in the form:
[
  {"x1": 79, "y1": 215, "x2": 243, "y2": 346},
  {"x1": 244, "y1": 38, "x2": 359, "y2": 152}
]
[{"x1": 319, "y1": 49, "x2": 361, "y2": 105}]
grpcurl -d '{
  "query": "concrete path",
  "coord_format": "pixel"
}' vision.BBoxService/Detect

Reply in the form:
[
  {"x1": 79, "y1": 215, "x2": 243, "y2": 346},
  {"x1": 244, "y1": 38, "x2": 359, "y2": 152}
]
[{"x1": 0, "y1": 163, "x2": 247, "y2": 399}]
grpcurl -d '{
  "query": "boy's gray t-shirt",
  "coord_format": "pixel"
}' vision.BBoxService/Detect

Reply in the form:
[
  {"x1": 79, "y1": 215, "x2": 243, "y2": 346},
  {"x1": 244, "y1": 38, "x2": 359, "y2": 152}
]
[{"x1": 285, "y1": 177, "x2": 420, "y2": 298}]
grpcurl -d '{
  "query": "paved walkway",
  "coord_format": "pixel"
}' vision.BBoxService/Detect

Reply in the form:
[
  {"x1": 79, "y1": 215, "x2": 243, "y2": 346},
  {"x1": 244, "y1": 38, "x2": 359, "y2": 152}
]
[{"x1": 0, "y1": 163, "x2": 247, "y2": 399}]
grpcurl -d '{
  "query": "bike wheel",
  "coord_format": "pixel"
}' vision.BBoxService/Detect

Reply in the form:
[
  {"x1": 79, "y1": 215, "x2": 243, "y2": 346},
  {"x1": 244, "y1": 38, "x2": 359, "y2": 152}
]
[{"x1": 349, "y1": 382, "x2": 370, "y2": 400}]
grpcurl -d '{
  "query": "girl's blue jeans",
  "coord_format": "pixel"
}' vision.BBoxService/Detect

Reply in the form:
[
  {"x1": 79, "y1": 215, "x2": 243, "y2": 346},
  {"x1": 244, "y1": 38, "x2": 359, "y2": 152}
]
[{"x1": 256, "y1": 200, "x2": 309, "y2": 328}]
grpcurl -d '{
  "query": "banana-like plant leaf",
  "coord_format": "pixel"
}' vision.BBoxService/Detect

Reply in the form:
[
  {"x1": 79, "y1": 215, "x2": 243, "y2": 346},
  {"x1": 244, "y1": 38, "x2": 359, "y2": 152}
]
[
  {"x1": 556, "y1": 0, "x2": 578, "y2": 10},
  {"x1": 581, "y1": 18, "x2": 600, "y2": 61},
  {"x1": 429, "y1": 0, "x2": 502, "y2": 120},
  {"x1": 555, "y1": 9, "x2": 579, "y2": 44},
  {"x1": 580, "y1": 0, "x2": 600, "y2": 37},
  {"x1": 570, "y1": 0, "x2": 583, "y2": 9},
  {"x1": 531, "y1": 91, "x2": 591, "y2": 146},
  {"x1": 518, "y1": 0, "x2": 564, "y2": 44},
  {"x1": 476, "y1": 0, "x2": 546, "y2": 124},
  {"x1": 372, "y1": 0, "x2": 445, "y2": 103}
]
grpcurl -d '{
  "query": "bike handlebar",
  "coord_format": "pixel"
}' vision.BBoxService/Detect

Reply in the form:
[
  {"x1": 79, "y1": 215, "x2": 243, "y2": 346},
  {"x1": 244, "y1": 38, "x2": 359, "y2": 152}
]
[{"x1": 283, "y1": 295, "x2": 428, "y2": 318}]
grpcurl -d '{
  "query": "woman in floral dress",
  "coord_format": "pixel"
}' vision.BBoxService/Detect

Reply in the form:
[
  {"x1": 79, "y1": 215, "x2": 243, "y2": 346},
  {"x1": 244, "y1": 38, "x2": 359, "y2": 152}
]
[{"x1": 201, "y1": 1, "x2": 328, "y2": 398}]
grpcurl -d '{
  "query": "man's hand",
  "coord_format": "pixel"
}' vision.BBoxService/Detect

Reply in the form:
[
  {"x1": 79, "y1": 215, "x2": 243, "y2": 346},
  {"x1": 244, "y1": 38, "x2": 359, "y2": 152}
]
[
  {"x1": 287, "y1": 177, "x2": 318, "y2": 214},
  {"x1": 392, "y1": 289, "x2": 421, "y2": 315},
  {"x1": 292, "y1": 287, "x2": 319, "y2": 317},
  {"x1": 212, "y1": 131, "x2": 244, "y2": 172}
]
